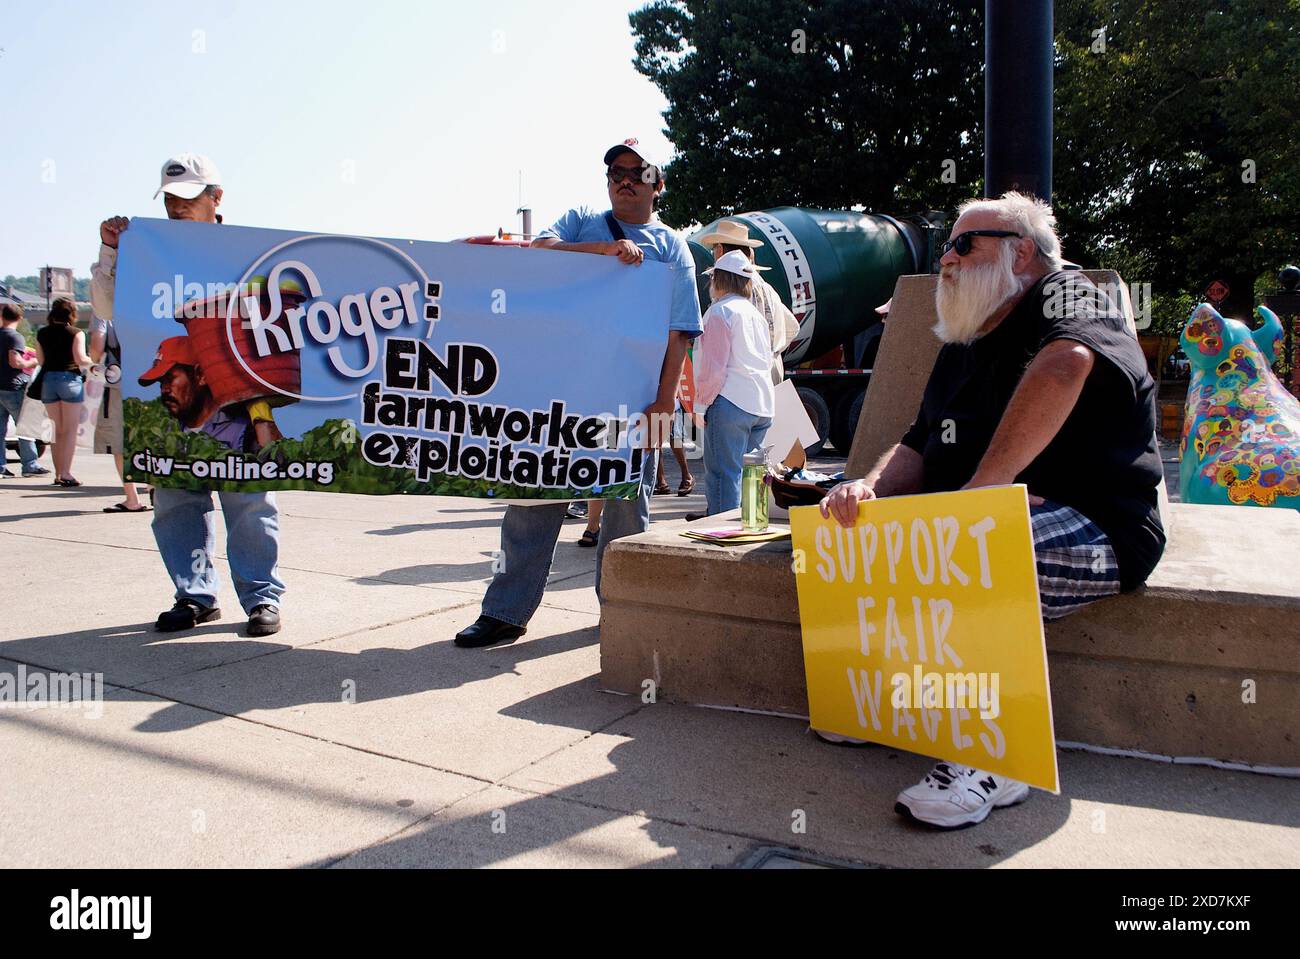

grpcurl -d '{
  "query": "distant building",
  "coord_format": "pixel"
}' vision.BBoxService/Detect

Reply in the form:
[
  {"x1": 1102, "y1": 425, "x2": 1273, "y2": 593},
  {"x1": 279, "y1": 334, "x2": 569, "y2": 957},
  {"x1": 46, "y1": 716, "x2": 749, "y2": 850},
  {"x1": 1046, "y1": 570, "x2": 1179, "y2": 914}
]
[{"x1": 0, "y1": 281, "x2": 93, "y2": 326}]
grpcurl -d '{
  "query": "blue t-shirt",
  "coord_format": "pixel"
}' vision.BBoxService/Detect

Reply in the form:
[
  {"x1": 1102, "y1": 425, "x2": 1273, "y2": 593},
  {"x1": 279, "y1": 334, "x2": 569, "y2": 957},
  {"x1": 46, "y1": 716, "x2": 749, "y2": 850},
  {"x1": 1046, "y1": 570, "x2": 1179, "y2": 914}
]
[
  {"x1": 193, "y1": 405, "x2": 252, "y2": 452},
  {"x1": 538, "y1": 207, "x2": 703, "y2": 337}
]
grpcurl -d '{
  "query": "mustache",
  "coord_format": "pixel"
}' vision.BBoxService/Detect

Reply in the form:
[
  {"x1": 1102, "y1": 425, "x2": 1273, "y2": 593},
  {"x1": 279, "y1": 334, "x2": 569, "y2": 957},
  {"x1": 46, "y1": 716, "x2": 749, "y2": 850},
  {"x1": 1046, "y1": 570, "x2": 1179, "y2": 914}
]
[{"x1": 933, "y1": 248, "x2": 1020, "y2": 345}]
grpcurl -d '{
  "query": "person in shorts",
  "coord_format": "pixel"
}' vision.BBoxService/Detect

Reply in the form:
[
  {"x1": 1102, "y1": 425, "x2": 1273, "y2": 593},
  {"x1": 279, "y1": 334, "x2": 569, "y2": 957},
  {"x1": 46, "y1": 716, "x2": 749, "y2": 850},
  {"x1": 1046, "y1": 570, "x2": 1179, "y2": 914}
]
[
  {"x1": 819, "y1": 192, "x2": 1166, "y2": 829},
  {"x1": 0, "y1": 303, "x2": 49, "y2": 477},
  {"x1": 88, "y1": 313, "x2": 148, "y2": 512}
]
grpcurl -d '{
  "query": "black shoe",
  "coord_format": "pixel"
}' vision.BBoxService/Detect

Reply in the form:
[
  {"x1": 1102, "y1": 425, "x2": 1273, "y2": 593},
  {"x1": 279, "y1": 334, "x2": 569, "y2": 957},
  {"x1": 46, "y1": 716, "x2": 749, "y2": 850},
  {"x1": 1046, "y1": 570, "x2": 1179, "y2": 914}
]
[
  {"x1": 684, "y1": 511, "x2": 707, "y2": 522},
  {"x1": 454, "y1": 614, "x2": 526, "y2": 648},
  {"x1": 156, "y1": 599, "x2": 220, "y2": 632},
  {"x1": 247, "y1": 604, "x2": 281, "y2": 636}
]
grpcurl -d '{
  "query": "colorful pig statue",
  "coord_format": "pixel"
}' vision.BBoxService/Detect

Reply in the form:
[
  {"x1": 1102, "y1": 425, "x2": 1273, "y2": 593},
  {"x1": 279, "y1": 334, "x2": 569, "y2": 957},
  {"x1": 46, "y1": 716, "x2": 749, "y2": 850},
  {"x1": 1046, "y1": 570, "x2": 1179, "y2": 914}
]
[{"x1": 1179, "y1": 303, "x2": 1300, "y2": 508}]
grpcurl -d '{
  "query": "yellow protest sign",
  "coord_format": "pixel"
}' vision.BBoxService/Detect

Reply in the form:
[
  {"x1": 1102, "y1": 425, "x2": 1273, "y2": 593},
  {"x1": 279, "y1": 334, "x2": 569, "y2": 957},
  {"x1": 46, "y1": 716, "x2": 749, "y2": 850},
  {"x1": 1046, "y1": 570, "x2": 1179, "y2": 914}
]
[{"x1": 790, "y1": 486, "x2": 1058, "y2": 793}]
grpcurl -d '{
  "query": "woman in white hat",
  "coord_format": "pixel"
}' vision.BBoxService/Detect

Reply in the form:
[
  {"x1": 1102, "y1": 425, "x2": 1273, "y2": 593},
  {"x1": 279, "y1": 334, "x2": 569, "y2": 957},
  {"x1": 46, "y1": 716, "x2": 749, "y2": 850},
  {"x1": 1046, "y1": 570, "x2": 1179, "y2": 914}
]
[
  {"x1": 694, "y1": 251, "x2": 777, "y2": 515},
  {"x1": 695, "y1": 219, "x2": 800, "y2": 385}
]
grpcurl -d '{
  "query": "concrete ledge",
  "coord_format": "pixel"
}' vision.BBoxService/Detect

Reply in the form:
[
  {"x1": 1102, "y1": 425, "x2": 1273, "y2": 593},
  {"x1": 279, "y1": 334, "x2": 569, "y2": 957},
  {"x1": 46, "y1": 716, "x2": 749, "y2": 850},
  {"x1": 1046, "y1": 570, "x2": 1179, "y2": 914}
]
[{"x1": 599, "y1": 503, "x2": 1300, "y2": 768}]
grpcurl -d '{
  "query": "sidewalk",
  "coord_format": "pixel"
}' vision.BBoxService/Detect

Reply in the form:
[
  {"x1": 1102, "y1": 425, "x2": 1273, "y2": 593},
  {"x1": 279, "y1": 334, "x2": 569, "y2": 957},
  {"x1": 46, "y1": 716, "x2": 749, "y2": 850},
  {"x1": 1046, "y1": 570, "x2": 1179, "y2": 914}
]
[{"x1": 1, "y1": 453, "x2": 1296, "y2": 868}]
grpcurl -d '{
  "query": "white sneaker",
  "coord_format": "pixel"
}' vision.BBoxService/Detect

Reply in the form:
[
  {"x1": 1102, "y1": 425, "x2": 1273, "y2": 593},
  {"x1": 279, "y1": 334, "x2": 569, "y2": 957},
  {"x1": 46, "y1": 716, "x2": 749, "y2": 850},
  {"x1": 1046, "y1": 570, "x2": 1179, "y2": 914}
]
[
  {"x1": 812, "y1": 728, "x2": 872, "y2": 746},
  {"x1": 894, "y1": 763, "x2": 1030, "y2": 829}
]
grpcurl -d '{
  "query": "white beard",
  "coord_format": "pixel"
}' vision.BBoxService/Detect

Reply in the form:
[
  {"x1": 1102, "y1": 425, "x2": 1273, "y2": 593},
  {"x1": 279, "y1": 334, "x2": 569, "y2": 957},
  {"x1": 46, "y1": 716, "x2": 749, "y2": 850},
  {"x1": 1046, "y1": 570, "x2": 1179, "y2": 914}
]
[{"x1": 934, "y1": 243, "x2": 1023, "y2": 345}]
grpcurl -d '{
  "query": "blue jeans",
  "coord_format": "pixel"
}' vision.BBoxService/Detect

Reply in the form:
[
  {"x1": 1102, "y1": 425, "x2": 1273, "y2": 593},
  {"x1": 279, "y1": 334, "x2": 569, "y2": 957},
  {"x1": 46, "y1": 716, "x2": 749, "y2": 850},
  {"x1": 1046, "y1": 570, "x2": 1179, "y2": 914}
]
[
  {"x1": 703, "y1": 395, "x2": 772, "y2": 515},
  {"x1": 41, "y1": 371, "x2": 84, "y2": 404},
  {"x1": 152, "y1": 488, "x2": 285, "y2": 614},
  {"x1": 481, "y1": 450, "x2": 657, "y2": 627},
  {"x1": 0, "y1": 388, "x2": 39, "y2": 471}
]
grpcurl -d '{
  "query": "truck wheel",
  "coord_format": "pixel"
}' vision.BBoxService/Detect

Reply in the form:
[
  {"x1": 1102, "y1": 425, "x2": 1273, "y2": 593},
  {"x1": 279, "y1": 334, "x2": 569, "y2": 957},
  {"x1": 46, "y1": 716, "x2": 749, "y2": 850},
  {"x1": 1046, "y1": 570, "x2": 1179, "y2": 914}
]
[
  {"x1": 796, "y1": 387, "x2": 830, "y2": 458},
  {"x1": 830, "y1": 388, "x2": 866, "y2": 455}
]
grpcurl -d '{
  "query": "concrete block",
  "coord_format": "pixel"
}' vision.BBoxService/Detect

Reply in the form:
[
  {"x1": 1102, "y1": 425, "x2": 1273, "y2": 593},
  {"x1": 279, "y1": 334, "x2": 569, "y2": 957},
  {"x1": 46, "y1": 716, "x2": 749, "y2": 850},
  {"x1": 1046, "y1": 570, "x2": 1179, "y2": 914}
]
[
  {"x1": 847, "y1": 270, "x2": 1131, "y2": 478},
  {"x1": 599, "y1": 503, "x2": 1300, "y2": 767}
]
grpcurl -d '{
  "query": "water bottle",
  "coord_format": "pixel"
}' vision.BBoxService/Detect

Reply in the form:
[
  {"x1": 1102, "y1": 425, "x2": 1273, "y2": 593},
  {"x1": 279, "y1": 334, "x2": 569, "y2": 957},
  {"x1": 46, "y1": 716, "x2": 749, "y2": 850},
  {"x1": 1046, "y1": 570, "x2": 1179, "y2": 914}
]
[{"x1": 741, "y1": 448, "x2": 770, "y2": 532}]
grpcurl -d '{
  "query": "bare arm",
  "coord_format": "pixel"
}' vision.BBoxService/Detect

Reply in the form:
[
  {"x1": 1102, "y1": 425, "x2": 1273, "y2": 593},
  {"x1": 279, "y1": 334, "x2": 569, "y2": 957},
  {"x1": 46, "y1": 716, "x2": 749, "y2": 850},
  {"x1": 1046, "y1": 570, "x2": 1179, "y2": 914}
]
[
  {"x1": 9, "y1": 348, "x2": 37, "y2": 372},
  {"x1": 820, "y1": 443, "x2": 924, "y2": 527},
  {"x1": 531, "y1": 236, "x2": 644, "y2": 265},
  {"x1": 72, "y1": 330, "x2": 93, "y2": 369},
  {"x1": 89, "y1": 324, "x2": 107, "y2": 364},
  {"x1": 643, "y1": 330, "x2": 691, "y2": 447},
  {"x1": 865, "y1": 443, "x2": 924, "y2": 496},
  {"x1": 964, "y1": 339, "x2": 1095, "y2": 490}
]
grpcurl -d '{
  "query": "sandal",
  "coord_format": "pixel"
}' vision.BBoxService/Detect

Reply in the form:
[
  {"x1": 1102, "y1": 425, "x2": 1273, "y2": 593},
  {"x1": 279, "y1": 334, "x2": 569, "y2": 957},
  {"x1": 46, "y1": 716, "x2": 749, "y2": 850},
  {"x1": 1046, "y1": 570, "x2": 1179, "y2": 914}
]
[
  {"x1": 103, "y1": 502, "x2": 152, "y2": 513},
  {"x1": 578, "y1": 529, "x2": 599, "y2": 547},
  {"x1": 677, "y1": 476, "x2": 696, "y2": 496},
  {"x1": 55, "y1": 477, "x2": 82, "y2": 487},
  {"x1": 653, "y1": 481, "x2": 672, "y2": 495}
]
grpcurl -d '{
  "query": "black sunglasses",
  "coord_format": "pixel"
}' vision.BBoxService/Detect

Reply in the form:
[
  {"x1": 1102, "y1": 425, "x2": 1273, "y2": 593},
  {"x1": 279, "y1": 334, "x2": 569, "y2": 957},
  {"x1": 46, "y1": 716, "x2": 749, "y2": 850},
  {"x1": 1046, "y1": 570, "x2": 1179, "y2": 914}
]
[
  {"x1": 607, "y1": 163, "x2": 656, "y2": 185},
  {"x1": 940, "y1": 229, "x2": 1023, "y2": 257}
]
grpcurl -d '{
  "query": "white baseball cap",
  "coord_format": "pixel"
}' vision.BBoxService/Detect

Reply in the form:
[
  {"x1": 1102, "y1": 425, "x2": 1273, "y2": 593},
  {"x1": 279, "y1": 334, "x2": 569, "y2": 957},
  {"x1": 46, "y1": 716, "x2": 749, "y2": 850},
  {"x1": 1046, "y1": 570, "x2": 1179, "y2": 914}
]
[
  {"x1": 703, "y1": 250, "x2": 757, "y2": 278},
  {"x1": 154, "y1": 153, "x2": 223, "y2": 200},
  {"x1": 603, "y1": 137, "x2": 662, "y2": 173}
]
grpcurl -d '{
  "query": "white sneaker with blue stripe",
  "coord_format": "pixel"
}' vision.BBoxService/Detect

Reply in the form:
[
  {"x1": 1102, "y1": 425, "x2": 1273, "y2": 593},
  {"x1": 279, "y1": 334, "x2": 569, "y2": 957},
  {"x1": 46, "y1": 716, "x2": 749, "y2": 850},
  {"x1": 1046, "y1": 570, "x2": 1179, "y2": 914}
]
[{"x1": 895, "y1": 762, "x2": 1030, "y2": 828}]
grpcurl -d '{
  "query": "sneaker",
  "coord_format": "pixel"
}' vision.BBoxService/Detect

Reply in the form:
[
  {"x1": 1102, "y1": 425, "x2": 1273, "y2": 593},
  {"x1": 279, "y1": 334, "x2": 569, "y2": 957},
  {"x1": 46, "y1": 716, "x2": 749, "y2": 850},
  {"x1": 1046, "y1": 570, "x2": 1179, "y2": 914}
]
[
  {"x1": 247, "y1": 604, "x2": 281, "y2": 637},
  {"x1": 22, "y1": 465, "x2": 51, "y2": 477},
  {"x1": 0, "y1": 468, "x2": 14, "y2": 477},
  {"x1": 564, "y1": 501, "x2": 588, "y2": 519},
  {"x1": 812, "y1": 728, "x2": 872, "y2": 746},
  {"x1": 156, "y1": 599, "x2": 221, "y2": 633},
  {"x1": 894, "y1": 763, "x2": 1030, "y2": 829}
]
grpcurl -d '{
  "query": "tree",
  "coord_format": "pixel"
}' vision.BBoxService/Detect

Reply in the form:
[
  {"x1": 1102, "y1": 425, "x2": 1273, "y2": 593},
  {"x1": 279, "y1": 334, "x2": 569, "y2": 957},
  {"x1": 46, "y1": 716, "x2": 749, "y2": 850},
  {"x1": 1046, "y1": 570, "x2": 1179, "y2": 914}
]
[
  {"x1": 633, "y1": 0, "x2": 1300, "y2": 325},
  {"x1": 630, "y1": 0, "x2": 984, "y2": 226},
  {"x1": 2, "y1": 274, "x2": 90, "y2": 303},
  {"x1": 1054, "y1": 0, "x2": 1300, "y2": 322}
]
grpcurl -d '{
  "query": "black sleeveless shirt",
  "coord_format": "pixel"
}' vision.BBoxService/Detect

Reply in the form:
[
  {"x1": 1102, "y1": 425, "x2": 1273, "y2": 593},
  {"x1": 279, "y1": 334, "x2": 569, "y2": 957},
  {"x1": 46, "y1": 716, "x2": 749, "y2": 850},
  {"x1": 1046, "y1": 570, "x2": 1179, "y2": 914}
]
[{"x1": 901, "y1": 271, "x2": 1166, "y2": 591}]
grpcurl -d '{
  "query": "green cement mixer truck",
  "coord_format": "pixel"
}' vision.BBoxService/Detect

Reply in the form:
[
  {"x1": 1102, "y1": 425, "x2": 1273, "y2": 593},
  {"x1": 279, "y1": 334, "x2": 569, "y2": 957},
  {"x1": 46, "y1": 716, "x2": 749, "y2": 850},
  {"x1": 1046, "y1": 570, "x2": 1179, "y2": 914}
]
[{"x1": 689, "y1": 207, "x2": 945, "y2": 456}]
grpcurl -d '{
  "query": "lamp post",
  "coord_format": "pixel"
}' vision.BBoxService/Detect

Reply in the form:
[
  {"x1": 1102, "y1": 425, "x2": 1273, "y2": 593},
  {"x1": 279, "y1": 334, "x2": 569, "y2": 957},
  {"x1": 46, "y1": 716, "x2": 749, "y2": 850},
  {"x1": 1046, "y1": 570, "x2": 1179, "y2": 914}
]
[
  {"x1": 1263, "y1": 265, "x2": 1300, "y2": 397},
  {"x1": 985, "y1": 0, "x2": 1054, "y2": 201}
]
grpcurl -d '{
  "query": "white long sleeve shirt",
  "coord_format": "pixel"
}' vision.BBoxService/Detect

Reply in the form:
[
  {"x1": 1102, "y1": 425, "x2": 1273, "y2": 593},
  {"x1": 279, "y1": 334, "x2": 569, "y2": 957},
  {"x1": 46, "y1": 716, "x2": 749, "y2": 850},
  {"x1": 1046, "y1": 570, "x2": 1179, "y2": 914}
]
[
  {"x1": 694, "y1": 293, "x2": 776, "y2": 418},
  {"x1": 90, "y1": 244, "x2": 118, "y2": 321}
]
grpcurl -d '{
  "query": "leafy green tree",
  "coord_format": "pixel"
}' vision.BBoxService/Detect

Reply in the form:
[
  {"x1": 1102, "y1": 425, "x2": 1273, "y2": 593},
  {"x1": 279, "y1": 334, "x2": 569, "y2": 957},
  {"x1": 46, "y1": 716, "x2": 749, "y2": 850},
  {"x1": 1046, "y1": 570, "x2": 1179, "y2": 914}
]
[
  {"x1": 1053, "y1": 0, "x2": 1300, "y2": 321},
  {"x1": 633, "y1": 0, "x2": 1300, "y2": 325},
  {"x1": 630, "y1": 0, "x2": 984, "y2": 226},
  {"x1": 2, "y1": 274, "x2": 91, "y2": 303}
]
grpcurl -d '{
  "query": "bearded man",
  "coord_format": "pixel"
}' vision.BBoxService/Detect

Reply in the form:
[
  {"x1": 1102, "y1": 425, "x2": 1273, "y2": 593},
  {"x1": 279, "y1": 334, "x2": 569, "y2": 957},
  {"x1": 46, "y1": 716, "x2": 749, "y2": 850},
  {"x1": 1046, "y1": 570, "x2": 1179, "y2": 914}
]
[{"x1": 819, "y1": 192, "x2": 1166, "y2": 830}]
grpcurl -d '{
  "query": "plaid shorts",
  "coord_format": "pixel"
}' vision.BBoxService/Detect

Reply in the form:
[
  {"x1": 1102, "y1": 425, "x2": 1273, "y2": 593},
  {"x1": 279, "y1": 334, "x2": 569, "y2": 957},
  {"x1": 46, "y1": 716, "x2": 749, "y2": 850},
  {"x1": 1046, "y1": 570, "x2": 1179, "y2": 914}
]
[{"x1": 1031, "y1": 501, "x2": 1122, "y2": 621}]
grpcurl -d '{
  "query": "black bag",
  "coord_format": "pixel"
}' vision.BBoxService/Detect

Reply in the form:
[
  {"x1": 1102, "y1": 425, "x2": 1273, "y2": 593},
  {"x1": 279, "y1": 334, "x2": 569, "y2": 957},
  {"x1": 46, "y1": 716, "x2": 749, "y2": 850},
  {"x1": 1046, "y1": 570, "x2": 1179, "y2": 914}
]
[
  {"x1": 603, "y1": 211, "x2": 627, "y2": 243},
  {"x1": 26, "y1": 367, "x2": 45, "y2": 401}
]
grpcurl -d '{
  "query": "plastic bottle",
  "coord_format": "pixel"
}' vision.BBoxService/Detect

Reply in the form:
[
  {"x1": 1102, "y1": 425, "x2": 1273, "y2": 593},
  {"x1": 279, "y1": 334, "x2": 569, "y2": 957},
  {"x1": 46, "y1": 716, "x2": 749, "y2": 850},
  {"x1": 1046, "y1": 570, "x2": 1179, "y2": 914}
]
[{"x1": 741, "y1": 448, "x2": 771, "y2": 532}]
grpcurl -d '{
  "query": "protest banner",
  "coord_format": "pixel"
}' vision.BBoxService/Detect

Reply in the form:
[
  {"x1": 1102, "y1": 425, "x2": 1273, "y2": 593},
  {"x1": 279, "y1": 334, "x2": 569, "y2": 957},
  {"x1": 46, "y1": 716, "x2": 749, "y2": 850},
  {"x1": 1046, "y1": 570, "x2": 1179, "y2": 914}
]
[
  {"x1": 114, "y1": 218, "x2": 673, "y2": 499},
  {"x1": 790, "y1": 486, "x2": 1058, "y2": 793}
]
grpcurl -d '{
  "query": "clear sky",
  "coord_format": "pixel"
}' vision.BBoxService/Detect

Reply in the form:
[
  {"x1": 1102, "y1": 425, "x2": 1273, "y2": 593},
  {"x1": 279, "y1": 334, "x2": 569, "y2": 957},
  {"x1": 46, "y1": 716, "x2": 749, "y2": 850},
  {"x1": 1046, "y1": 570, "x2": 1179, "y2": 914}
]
[{"x1": 0, "y1": 0, "x2": 676, "y2": 277}]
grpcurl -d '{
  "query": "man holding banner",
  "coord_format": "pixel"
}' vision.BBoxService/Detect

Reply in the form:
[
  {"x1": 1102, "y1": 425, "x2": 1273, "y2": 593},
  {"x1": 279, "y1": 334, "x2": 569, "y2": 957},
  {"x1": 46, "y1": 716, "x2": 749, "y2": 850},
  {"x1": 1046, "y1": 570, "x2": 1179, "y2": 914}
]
[
  {"x1": 454, "y1": 137, "x2": 702, "y2": 648},
  {"x1": 93, "y1": 154, "x2": 286, "y2": 637},
  {"x1": 819, "y1": 192, "x2": 1166, "y2": 828}
]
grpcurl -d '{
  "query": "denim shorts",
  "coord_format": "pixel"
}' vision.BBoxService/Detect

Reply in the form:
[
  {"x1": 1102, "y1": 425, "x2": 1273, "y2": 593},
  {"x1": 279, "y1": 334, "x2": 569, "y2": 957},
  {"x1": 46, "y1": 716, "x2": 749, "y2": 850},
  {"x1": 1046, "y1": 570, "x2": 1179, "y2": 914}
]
[{"x1": 41, "y1": 371, "x2": 85, "y2": 404}]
